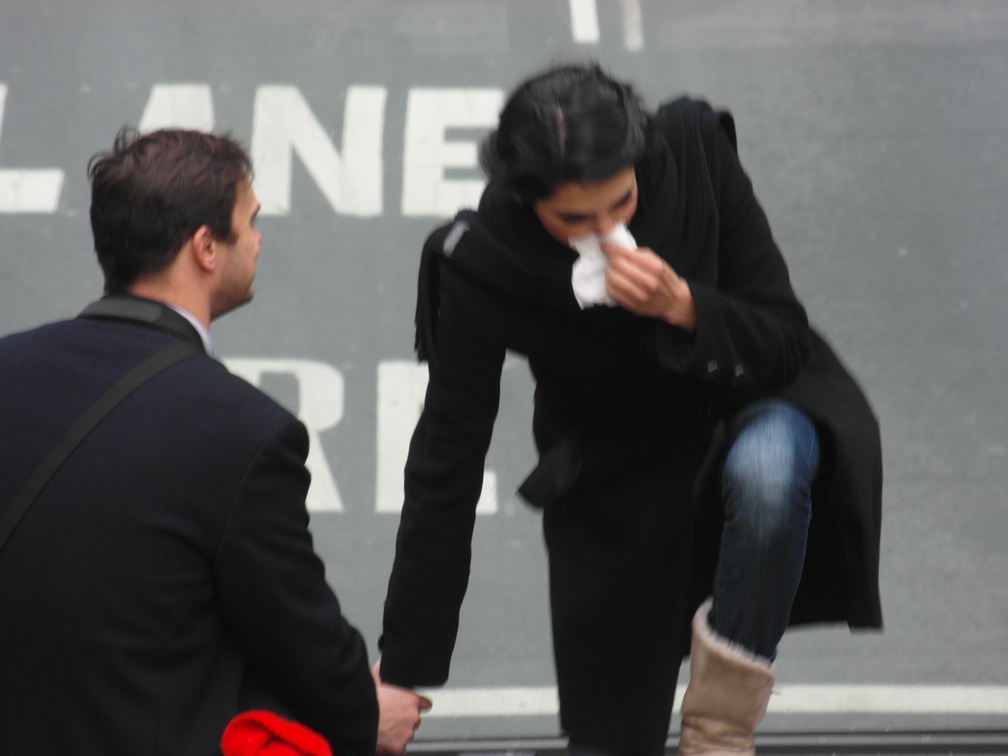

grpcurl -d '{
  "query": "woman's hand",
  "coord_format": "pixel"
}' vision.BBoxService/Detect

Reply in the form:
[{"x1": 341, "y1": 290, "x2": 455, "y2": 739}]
[
  {"x1": 372, "y1": 661, "x2": 433, "y2": 755},
  {"x1": 601, "y1": 242, "x2": 697, "y2": 331}
]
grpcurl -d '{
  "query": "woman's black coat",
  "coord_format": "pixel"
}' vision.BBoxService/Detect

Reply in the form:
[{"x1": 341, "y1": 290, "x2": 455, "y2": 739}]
[{"x1": 380, "y1": 97, "x2": 882, "y2": 753}]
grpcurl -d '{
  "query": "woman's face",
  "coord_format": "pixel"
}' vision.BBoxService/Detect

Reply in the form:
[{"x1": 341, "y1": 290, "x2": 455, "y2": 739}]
[{"x1": 532, "y1": 166, "x2": 638, "y2": 246}]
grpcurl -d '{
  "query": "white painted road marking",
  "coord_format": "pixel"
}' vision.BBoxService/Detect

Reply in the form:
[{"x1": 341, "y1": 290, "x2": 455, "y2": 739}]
[
  {"x1": 621, "y1": 0, "x2": 644, "y2": 51},
  {"x1": 139, "y1": 84, "x2": 215, "y2": 131},
  {"x1": 226, "y1": 358, "x2": 347, "y2": 512},
  {"x1": 0, "y1": 84, "x2": 64, "y2": 213},
  {"x1": 252, "y1": 85, "x2": 386, "y2": 217},
  {"x1": 401, "y1": 88, "x2": 503, "y2": 218},
  {"x1": 569, "y1": 0, "x2": 600, "y2": 44},
  {"x1": 418, "y1": 685, "x2": 1008, "y2": 716},
  {"x1": 376, "y1": 361, "x2": 498, "y2": 514},
  {"x1": 570, "y1": 0, "x2": 643, "y2": 50}
]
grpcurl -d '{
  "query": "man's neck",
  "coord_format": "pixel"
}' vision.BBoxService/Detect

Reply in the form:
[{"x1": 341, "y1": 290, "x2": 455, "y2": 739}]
[{"x1": 126, "y1": 283, "x2": 211, "y2": 331}]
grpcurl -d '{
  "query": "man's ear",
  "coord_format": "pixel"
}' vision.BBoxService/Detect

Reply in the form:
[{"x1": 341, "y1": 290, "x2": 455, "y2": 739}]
[{"x1": 190, "y1": 225, "x2": 218, "y2": 272}]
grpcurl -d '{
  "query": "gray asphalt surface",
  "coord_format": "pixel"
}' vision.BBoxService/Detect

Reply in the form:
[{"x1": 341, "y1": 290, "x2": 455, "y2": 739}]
[{"x1": 1, "y1": 0, "x2": 1006, "y2": 746}]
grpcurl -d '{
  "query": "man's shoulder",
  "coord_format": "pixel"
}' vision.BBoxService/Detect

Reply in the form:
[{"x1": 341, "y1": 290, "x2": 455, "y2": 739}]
[
  {"x1": 1, "y1": 316, "x2": 299, "y2": 434},
  {"x1": 207, "y1": 362, "x2": 299, "y2": 426},
  {"x1": 0, "y1": 318, "x2": 92, "y2": 373},
  {"x1": 0, "y1": 316, "x2": 75, "y2": 344},
  {"x1": 148, "y1": 346, "x2": 300, "y2": 433}
]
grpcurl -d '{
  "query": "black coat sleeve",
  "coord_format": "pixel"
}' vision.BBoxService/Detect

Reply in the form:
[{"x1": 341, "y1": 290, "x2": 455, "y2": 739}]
[
  {"x1": 214, "y1": 419, "x2": 378, "y2": 756},
  {"x1": 657, "y1": 119, "x2": 810, "y2": 401},
  {"x1": 380, "y1": 262, "x2": 507, "y2": 688}
]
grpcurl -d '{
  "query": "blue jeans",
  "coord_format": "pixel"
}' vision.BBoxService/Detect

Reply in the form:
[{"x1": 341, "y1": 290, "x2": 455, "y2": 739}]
[{"x1": 708, "y1": 399, "x2": 819, "y2": 661}]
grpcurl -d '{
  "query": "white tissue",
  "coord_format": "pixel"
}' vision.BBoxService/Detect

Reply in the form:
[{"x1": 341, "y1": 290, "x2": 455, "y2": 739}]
[{"x1": 569, "y1": 224, "x2": 637, "y2": 308}]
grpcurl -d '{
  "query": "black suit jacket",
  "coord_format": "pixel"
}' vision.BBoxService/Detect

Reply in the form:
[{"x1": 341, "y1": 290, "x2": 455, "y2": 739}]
[{"x1": 0, "y1": 296, "x2": 377, "y2": 756}]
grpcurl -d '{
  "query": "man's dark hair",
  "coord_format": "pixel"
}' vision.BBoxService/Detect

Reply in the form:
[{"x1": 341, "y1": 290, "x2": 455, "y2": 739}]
[
  {"x1": 479, "y1": 62, "x2": 649, "y2": 204},
  {"x1": 88, "y1": 128, "x2": 253, "y2": 294}
]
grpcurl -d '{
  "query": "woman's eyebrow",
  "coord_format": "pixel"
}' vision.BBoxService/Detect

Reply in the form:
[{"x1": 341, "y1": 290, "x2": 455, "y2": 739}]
[
  {"x1": 555, "y1": 186, "x2": 634, "y2": 223},
  {"x1": 610, "y1": 188, "x2": 634, "y2": 210}
]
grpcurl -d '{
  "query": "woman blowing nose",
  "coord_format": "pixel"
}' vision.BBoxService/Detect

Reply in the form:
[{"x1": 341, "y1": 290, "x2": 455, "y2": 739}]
[{"x1": 376, "y1": 62, "x2": 882, "y2": 756}]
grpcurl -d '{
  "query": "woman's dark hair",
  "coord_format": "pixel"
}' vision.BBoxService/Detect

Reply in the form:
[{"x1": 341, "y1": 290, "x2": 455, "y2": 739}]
[
  {"x1": 87, "y1": 127, "x2": 252, "y2": 294},
  {"x1": 479, "y1": 62, "x2": 648, "y2": 204}
]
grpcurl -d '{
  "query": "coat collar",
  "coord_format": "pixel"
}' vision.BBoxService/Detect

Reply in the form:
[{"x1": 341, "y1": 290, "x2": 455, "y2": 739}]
[{"x1": 78, "y1": 294, "x2": 208, "y2": 353}]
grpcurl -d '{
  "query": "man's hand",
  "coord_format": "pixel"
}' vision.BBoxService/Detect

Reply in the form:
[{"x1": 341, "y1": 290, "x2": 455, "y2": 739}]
[
  {"x1": 372, "y1": 662, "x2": 433, "y2": 755},
  {"x1": 601, "y1": 242, "x2": 697, "y2": 331}
]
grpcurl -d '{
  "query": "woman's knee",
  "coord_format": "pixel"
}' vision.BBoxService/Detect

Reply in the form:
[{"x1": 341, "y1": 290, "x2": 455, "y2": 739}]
[{"x1": 721, "y1": 401, "x2": 818, "y2": 527}]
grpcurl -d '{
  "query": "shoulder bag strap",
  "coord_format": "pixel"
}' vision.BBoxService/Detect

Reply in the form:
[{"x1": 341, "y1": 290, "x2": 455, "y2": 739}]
[{"x1": 0, "y1": 339, "x2": 203, "y2": 554}]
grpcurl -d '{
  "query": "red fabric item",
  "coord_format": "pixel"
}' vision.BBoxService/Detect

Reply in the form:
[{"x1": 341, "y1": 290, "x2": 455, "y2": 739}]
[{"x1": 220, "y1": 710, "x2": 333, "y2": 756}]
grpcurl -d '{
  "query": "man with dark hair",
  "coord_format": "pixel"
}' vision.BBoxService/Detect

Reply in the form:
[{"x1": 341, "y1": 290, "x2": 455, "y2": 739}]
[{"x1": 0, "y1": 128, "x2": 429, "y2": 756}]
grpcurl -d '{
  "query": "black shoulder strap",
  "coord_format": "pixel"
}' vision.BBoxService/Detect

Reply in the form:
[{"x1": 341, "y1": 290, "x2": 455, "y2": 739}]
[
  {"x1": 80, "y1": 295, "x2": 205, "y2": 350},
  {"x1": 0, "y1": 339, "x2": 203, "y2": 555}
]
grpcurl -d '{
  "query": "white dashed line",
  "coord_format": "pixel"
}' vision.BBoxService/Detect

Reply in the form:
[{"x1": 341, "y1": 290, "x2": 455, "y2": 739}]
[{"x1": 569, "y1": 0, "x2": 600, "y2": 44}]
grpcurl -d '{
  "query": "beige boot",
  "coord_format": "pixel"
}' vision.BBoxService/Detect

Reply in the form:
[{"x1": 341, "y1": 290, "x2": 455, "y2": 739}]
[{"x1": 678, "y1": 599, "x2": 775, "y2": 755}]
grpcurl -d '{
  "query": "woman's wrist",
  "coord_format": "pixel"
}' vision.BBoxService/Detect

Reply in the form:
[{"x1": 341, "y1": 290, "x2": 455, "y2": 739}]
[{"x1": 665, "y1": 276, "x2": 697, "y2": 332}]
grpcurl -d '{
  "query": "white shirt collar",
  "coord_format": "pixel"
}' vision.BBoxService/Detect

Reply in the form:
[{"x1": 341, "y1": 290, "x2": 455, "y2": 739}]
[{"x1": 168, "y1": 305, "x2": 214, "y2": 356}]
